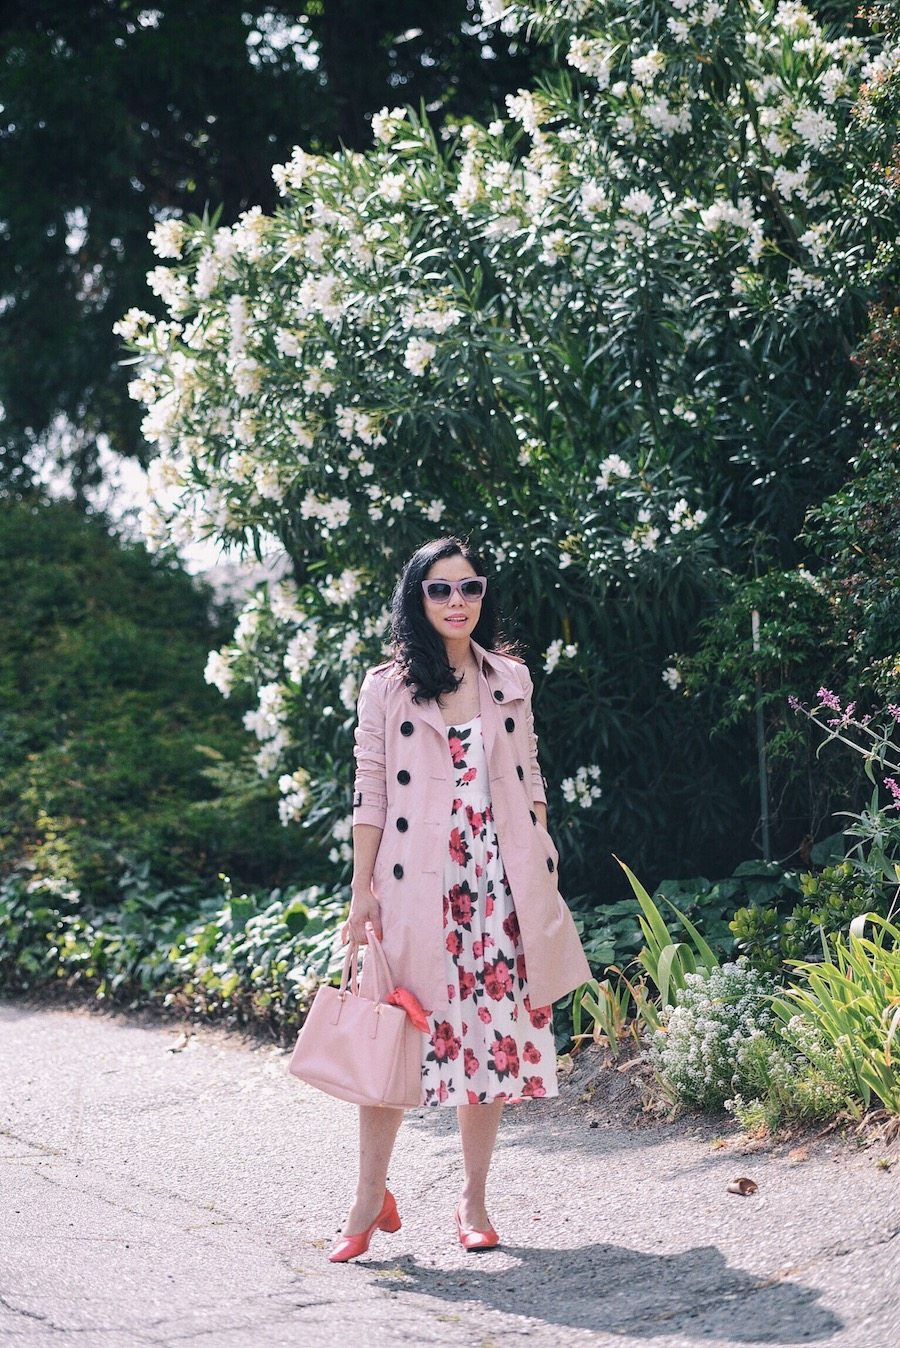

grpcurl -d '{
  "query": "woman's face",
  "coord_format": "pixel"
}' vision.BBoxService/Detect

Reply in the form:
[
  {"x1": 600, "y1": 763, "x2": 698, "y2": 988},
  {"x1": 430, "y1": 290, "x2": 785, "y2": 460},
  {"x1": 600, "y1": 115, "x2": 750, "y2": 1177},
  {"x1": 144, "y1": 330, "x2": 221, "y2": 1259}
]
[{"x1": 421, "y1": 553, "x2": 483, "y2": 646}]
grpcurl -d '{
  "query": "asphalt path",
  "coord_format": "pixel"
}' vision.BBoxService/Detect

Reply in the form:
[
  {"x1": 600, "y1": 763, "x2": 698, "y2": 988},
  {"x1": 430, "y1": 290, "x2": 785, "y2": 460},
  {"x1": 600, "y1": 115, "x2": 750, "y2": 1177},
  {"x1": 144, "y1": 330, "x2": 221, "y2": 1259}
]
[{"x1": 0, "y1": 1002, "x2": 897, "y2": 1348}]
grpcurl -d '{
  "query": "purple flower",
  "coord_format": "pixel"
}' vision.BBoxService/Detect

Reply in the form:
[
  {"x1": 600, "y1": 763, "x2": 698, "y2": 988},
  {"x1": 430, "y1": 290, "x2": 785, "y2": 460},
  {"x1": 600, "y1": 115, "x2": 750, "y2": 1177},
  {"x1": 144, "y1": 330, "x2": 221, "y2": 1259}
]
[
  {"x1": 787, "y1": 695, "x2": 802, "y2": 712},
  {"x1": 816, "y1": 688, "x2": 841, "y2": 712},
  {"x1": 888, "y1": 705, "x2": 900, "y2": 723},
  {"x1": 884, "y1": 777, "x2": 900, "y2": 810}
]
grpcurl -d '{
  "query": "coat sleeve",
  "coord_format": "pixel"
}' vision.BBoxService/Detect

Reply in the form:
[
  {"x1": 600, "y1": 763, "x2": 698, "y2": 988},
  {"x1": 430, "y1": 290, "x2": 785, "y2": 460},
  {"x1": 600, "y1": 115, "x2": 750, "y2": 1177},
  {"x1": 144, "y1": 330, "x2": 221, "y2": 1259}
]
[
  {"x1": 352, "y1": 670, "x2": 388, "y2": 829},
  {"x1": 520, "y1": 664, "x2": 548, "y2": 806}
]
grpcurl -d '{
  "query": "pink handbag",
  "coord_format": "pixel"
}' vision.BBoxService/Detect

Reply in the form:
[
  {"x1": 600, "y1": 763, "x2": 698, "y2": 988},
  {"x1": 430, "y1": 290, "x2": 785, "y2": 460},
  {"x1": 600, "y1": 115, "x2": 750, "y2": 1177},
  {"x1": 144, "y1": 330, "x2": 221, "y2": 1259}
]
[{"x1": 288, "y1": 936, "x2": 424, "y2": 1108}]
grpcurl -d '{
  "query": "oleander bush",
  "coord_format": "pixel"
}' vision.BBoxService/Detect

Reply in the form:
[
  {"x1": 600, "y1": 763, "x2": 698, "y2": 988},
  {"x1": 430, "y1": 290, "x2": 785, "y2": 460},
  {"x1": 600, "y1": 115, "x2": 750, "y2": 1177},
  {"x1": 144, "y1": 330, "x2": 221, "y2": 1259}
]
[{"x1": 119, "y1": 0, "x2": 900, "y2": 905}]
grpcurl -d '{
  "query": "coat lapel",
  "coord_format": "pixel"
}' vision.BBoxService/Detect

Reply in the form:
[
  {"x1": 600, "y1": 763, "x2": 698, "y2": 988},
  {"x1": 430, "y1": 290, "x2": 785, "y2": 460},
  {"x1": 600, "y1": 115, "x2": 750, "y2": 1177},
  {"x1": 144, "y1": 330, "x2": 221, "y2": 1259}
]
[{"x1": 472, "y1": 641, "x2": 524, "y2": 765}]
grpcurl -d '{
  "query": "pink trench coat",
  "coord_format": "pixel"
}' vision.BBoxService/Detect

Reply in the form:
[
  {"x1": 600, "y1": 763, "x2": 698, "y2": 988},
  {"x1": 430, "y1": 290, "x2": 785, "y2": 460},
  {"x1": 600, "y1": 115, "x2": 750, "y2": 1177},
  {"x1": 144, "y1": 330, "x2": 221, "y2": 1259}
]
[{"x1": 352, "y1": 640, "x2": 591, "y2": 1015}]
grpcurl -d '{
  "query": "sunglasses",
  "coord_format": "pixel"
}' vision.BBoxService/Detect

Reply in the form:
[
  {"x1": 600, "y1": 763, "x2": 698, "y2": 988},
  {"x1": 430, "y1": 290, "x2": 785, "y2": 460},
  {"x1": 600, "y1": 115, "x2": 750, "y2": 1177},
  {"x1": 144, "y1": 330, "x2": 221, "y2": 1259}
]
[{"x1": 421, "y1": 576, "x2": 488, "y2": 604}]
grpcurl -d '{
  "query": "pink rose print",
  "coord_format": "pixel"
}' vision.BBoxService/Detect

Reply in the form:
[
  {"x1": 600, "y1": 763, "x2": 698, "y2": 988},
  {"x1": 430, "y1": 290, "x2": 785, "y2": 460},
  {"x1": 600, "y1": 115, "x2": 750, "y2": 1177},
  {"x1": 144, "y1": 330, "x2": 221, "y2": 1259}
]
[
  {"x1": 464, "y1": 1048, "x2": 479, "y2": 1078},
  {"x1": 477, "y1": 1006, "x2": 492, "y2": 1024},
  {"x1": 429, "y1": 1020, "x2": 461, "y2": 1062},
  {"x1": 449, "y1": 828, "x2": 471, "y2": 867},
  {"x1": 472, "y1": 939, "x2": 483, "y2": 960},
  {"x1": 524, "y1": 995, "x2": 552, "y2": 1029},
  {"x1": 522, "y1": 1076, "x2": 547, "y2": 1098},
  {"x1": 461, "y1": 767, "x2": 477, "y2": 783},
  {"x1": 437, "y1": 1080, "x2": 450, "y2": 1103},
  {"x1": 452, "y1": 797, "x2": 463, "y2": 813},
  {"x1": 458, "y1": 968, "x2": 476, "y2": 1000},
  {"x1": 466, "y1": 1089, "x2": 482, "y2": 1104},
  {"x1": 484, "y1": 958, "x2": 514, "y2": 1001},
  {"x1": 448, "y1": 983, "x2": 456, "y2": 1000},
  {"x1": 524, "y1": 1041, "x2": 542, "y2": 1064},
  {"x1": 489, "y1": 1034, "x2": 520, "y2": 1079},
  {"x1": 449, "y1": 883, "x2": 474, "y2": 927},
  {"x1": 502, "y1": 911, "x2": 520, "y2": 944},
  {"x1": 484, "y1": 891, "x2": 494, "y2": 916},
  {"x1": 516, "y1": 953, "x2": 527, "y2": 982},
  {"x1": 442, "y1": 893, "x2": 449, "y2": 925},
  {"x1": 448, "y1": 735, "x2": 466, "y2": 767},
  {"x1": 466, "y1": 804, "x2": 486, "y2": 833},
  {"x1": 446, "y1": 930, "x2": 463, "y2": 958}
]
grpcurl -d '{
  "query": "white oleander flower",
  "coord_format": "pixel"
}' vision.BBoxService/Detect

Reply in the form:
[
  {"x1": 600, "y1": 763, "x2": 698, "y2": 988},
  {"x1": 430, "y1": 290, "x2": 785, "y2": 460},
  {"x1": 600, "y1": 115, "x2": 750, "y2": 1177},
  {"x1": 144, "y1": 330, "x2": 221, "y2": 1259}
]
[
  {"x1": 631, "y1": 48, "x2": 665, "y2": 87},
  {"x1": 204, "y1": 649, "x2": 235, "y2": 697},
  {"x1": 596, "y1": 454, "x2": 633, "y2": 490},
  {"x1": 371, "y1": 106, "x2": 408, "y2": 145},
  {"x1": 621, "y1": 188, "x2": 655, "y2": 217},
  {"x1": 403, "y1": 336, "x2": 437, "y2": 377},
  {"x1": 567, "y1": 37, "x2": 613, "y2": 87},
  {"x1": 114, "y1": 308, "x2": 155, "y2": 342},
  {"x1": 148, "y1": 218, "x2": 187, "y2": 259}
]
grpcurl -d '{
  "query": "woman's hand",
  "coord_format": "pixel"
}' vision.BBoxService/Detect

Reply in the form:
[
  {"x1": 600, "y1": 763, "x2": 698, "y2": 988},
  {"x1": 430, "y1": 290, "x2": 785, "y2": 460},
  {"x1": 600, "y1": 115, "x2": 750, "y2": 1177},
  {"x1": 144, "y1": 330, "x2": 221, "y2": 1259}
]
[{"x1": 341, "y1": 888, "x2": 382, "y2": 946}]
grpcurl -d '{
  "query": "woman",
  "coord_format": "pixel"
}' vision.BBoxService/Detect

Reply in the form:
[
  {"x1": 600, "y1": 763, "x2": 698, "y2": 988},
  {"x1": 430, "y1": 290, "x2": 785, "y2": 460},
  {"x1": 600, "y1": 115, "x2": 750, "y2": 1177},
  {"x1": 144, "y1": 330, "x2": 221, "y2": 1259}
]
[{"x1": 329, "y1": 537, "x2": 590, "y2": 1263}]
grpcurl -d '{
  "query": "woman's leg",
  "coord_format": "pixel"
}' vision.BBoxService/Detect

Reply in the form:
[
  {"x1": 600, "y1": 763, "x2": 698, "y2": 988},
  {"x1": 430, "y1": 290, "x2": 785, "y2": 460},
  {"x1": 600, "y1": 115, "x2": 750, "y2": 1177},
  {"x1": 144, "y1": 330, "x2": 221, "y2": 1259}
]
[
  {"x1": 456, "y1": 1099, "x2": 504, "y2": 1230},
  {"x1": 342, "y1": 1104, "x2": 405, "y2": 1234}
]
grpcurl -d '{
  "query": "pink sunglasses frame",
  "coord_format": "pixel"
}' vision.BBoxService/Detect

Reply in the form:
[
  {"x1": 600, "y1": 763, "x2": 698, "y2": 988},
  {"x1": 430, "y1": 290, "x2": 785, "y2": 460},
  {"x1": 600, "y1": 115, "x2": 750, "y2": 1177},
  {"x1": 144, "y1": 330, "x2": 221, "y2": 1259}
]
[{"x1": 421, "y1": 576, "x2": 488, "y2": 604}]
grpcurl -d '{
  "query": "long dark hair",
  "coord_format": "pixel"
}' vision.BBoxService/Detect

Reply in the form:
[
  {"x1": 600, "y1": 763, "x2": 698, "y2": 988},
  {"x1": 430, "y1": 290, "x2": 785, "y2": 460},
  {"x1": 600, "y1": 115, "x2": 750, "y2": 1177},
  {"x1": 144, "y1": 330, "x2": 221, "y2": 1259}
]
[{"x1": 390, "y1": 538, "x2": 509, "y2": 703}]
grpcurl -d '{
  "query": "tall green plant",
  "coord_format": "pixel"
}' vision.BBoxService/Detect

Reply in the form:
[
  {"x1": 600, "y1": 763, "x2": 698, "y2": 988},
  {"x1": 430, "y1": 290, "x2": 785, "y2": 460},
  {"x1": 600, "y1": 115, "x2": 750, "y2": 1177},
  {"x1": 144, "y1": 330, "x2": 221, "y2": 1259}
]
[
  {"x1": 616, "y1": 857, "x2": 719, "y2": 1006},
  {"x1": 774, "y1": 913, "x2": 900, "y2": 1112}
]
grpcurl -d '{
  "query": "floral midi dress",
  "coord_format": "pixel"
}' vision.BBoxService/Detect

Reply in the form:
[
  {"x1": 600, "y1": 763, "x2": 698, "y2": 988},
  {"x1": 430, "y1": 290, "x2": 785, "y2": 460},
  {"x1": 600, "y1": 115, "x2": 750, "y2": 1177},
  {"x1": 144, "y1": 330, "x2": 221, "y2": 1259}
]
[{"x1": 421, "y1": 715, "x2": 558, "y2": 1106}]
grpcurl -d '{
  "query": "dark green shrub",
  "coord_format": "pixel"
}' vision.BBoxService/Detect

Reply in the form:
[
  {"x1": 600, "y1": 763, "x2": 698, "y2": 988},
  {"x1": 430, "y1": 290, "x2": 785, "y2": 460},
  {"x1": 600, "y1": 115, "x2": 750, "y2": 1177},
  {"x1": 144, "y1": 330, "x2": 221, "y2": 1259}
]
[
  {"x1": 0, "y1": 499, "x2": 311, "y2": 899},
  {"x1": 730, "y1": 861, "x2": 891, "y2": 976}
]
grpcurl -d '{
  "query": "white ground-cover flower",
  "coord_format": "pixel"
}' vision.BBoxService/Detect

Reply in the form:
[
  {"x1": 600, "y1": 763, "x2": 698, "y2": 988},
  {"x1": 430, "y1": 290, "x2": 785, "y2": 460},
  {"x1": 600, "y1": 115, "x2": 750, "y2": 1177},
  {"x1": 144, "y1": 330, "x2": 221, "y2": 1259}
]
[
  {"x1": 651, "y1": 961, "x2": 777, "y2": 1110},
  {"x1": 662, "y1": 666, "x2": 683, "y2": 691}
]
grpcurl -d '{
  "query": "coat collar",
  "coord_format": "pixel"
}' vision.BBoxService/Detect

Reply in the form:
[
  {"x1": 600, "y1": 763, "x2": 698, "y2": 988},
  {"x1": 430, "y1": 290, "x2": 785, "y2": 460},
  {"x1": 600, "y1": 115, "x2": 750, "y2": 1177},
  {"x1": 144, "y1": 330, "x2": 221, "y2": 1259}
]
[
  {"x1": 469, "y1": 640, "x2": 522, "y2": 694},
  {"x1": 408, "y1": 641, "x2": 525, "y2": 752}
]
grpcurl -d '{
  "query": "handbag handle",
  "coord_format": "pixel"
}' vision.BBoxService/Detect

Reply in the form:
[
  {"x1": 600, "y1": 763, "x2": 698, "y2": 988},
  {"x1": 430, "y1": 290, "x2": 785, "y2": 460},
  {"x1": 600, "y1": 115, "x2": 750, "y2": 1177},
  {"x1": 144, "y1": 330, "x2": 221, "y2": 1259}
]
[{"x1": 339, "y1": 926, "x2": 395, "y2": 1002}]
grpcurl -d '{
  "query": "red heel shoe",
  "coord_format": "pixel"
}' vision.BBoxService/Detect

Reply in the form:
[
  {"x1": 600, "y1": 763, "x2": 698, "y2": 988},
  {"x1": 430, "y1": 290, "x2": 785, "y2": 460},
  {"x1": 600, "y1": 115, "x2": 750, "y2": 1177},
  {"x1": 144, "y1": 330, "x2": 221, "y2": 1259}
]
[
  {"x1": 455, "y1": 1208, "x2": 500, "y2": 1252},
  {"x1": 328, "y1": 1190, "x2": 401, "y2": 1263}
]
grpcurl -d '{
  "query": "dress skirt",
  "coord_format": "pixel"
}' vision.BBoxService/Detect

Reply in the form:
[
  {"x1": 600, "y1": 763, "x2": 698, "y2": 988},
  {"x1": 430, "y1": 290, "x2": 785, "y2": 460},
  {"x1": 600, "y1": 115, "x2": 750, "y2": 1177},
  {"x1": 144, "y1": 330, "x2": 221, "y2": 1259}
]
[{"x1": 421, "y1": 715, "x2": 558, "y2": 1106}]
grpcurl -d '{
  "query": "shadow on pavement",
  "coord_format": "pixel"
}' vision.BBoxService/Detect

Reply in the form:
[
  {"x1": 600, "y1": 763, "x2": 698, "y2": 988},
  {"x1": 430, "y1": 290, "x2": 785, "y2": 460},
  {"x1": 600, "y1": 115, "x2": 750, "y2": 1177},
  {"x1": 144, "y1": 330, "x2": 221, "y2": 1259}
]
[{"x1": 370, "y1": 1240, "x2": 843, "y2": 1343}]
